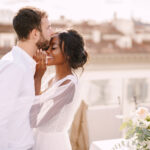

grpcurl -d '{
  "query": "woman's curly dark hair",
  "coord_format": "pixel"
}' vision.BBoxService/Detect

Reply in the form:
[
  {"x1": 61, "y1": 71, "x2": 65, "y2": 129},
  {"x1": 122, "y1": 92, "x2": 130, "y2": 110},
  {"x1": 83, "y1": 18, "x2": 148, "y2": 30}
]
[{"x1": 57, "y1": 29, "x2": 88, "y2": 70}]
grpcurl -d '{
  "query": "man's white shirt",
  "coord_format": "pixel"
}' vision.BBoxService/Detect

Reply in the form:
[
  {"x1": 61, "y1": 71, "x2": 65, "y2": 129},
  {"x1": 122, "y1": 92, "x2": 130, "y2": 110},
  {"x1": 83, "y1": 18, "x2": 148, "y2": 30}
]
[{"x1": 0, "y1": 46, "x2": 36, "y2": 150}]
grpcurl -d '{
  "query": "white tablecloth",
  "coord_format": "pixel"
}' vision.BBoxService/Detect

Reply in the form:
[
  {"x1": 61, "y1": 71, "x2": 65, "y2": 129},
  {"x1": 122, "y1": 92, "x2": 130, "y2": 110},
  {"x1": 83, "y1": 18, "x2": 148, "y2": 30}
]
[{"x1": 90, "y1": 138, "x2": 129, "y2": 150}]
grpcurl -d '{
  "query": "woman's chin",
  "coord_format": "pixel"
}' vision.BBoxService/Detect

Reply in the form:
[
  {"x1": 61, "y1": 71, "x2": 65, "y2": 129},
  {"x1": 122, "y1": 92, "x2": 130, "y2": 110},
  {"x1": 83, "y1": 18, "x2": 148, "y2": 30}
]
[
  {"x1": 46, "y1": 59, "x2": 55, "y2": 66},
  {"x1": 46, "y1": 63, "x2": 53, "y2": 66}
]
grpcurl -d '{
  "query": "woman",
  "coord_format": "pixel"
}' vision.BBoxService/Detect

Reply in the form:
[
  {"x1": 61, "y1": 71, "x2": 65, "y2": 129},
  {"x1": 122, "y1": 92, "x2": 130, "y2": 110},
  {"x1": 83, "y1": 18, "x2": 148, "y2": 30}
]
[{"x1": 30, "y1": 29, "x2": 88, "y2": 150}]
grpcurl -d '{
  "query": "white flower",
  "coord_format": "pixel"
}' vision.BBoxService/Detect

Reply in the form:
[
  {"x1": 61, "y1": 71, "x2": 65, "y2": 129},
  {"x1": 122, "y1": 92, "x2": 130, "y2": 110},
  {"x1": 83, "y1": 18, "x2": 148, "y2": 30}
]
[
  {"x1": 145, "y1": 120, "x2": 150, "y2": 128},
  {"x1": 120, "y1": 107, "x2": 150, "y2": 150},
  {"x1": 136, "y1": 107, "x2": 149, "y2": 120}
]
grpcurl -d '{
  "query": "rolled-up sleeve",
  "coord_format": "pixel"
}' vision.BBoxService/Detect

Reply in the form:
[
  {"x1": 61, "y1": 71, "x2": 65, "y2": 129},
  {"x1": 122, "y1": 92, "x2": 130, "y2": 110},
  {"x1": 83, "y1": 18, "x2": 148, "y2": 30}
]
[{"x1": 0, "y1": 62, "x2": 24, "y2": 149}]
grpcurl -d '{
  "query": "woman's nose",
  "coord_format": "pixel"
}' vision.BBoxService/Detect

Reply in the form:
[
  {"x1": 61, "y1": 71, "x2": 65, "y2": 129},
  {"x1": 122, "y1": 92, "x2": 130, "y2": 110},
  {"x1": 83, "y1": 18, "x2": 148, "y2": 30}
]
[{"x1": 46, "y1": 49, "x2": 51, "y2": 55}]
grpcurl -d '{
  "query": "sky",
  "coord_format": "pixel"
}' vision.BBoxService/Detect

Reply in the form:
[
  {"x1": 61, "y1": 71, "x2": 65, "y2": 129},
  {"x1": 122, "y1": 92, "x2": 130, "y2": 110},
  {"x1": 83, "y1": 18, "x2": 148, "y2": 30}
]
[{"x1": 0, "y1": 0, "x2": 150, "y2": 23}]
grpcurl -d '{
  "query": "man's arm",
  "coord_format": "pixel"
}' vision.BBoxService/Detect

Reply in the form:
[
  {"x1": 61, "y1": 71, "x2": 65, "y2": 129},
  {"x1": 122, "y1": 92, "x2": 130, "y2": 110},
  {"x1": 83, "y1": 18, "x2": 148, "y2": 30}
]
[{"x1": 0, "y1": 62, "x2": 24, "y2": 149}]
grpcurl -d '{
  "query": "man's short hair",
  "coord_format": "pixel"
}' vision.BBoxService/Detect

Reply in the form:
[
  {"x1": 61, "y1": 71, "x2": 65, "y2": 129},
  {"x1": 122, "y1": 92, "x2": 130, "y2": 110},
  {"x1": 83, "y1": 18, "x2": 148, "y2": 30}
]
[{"x1": 13, "y1": 6, "x2": 47, "y2": 40}]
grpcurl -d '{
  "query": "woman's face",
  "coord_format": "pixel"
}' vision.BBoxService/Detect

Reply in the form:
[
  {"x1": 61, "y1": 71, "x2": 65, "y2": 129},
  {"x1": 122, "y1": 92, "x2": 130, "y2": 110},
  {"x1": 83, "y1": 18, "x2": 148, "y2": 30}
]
[{"x1": 46, "y1": 35, "x2": 66, "y2": 66}]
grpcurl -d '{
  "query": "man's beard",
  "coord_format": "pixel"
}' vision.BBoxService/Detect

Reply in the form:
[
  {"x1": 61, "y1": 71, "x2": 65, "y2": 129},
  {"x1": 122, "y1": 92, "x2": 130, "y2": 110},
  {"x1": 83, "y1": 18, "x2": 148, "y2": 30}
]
[{"x1": 36, "y1": 34, "x2": 50, "y2": 51}]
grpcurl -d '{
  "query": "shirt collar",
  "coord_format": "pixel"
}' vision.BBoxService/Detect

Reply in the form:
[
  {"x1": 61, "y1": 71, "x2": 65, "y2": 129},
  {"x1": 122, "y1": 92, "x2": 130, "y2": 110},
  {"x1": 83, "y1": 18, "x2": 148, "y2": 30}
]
[{"x1": 12, "y1": 46, "x2": 36, "y2": 74}]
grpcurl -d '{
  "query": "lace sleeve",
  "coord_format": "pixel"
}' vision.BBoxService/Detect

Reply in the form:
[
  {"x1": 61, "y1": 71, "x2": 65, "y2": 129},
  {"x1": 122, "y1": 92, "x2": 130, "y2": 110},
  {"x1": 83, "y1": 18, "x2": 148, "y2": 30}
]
[
  {"x1": 37, "y1": 81, "x2": 75, "y2": 127},
  {"x1": 30, "y1": 78, "x2": 77, "y2": 128}
]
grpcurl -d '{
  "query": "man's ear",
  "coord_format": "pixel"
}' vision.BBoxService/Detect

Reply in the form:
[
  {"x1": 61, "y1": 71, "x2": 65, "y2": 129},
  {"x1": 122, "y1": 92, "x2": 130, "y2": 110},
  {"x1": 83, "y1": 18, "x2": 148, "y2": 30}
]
[{"x1": 30, "y1": 29, "x2": 40, "y2": 41}]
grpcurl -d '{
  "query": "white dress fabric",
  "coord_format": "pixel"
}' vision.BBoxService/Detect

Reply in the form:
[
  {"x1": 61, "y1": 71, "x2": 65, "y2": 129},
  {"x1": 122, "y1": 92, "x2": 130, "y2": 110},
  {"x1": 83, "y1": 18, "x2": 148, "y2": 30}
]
[{"x1": 30, "y1": 74, "x2": 79, "y2": 150}]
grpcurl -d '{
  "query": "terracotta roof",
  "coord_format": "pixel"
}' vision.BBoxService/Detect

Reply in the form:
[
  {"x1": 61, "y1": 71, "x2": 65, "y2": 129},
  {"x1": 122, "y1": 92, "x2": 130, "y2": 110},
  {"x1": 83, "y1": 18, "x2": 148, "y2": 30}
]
[
  {"x1": 0, "y1": 24, "x2": 14, "y2": 33},
  {"x1": 99, "y1": 23, "x2": 123, "y2": 35}
]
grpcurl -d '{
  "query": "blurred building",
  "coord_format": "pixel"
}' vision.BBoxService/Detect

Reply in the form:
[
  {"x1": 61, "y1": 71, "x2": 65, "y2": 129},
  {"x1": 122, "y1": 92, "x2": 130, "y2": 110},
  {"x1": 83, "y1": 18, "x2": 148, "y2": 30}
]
[
  {"x1": 1, "y1": 12, "x2": 150, "y2": 108},
  {"x1": 1, "y1": 13, "x2": 150, "y2": 56},
  {"x1": 0, "y1": 24, "x2": 16, "y2": 56}
]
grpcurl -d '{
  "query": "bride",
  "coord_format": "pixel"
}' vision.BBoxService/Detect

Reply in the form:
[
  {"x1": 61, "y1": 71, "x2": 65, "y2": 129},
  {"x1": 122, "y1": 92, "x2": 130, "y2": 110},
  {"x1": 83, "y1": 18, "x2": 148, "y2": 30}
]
[{"x1": 30, "y1": 29, "x2": 88, "y2": 150}]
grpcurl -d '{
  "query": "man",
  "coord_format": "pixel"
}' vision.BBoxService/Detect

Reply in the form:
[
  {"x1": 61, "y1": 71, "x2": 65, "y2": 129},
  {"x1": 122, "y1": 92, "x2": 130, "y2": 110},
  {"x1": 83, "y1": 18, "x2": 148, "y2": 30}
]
[{"x1": 0, "y1": 7, "x2": 52, "y2": 150}]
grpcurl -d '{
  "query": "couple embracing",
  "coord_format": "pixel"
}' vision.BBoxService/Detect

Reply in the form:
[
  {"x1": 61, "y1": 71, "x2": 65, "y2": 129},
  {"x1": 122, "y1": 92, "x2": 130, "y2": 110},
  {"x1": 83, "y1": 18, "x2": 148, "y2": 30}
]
[{"x1": 0, "y1": 6, "x2": 88, "y2": 150}]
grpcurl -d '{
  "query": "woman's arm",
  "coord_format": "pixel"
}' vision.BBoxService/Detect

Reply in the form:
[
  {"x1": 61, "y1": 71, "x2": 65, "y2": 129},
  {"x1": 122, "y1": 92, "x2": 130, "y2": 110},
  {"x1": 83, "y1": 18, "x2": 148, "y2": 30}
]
[
  {"x1": 30, "y1": 50, "x2": 47, "y2": 127},
  {"x1": 34, "y1": 50, "x2": 47, "y2": 95},
  {"x1": 37, "y1": 81, "x2": 76, "y2": 127},
  {"x1": 34, "y1": 77, "x2": 42, "y2": 95}
]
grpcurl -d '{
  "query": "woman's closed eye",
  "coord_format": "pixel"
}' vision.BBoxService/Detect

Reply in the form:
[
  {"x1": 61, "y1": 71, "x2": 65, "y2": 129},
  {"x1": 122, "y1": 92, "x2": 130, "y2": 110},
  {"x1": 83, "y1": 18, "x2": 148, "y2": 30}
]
[
  {"x1": 51, "y1": 44, "x2": 58, "y2": 50},
  {"x1": 51, "y1": 46, "x2": 57, "y2": 50}
]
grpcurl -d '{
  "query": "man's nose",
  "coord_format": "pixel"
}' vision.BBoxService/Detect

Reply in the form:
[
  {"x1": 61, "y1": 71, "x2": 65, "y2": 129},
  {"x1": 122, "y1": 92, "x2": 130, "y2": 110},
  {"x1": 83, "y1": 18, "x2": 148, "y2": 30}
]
[{"x1": 50, "y1": 29, "x2": 54, "y2": 36}]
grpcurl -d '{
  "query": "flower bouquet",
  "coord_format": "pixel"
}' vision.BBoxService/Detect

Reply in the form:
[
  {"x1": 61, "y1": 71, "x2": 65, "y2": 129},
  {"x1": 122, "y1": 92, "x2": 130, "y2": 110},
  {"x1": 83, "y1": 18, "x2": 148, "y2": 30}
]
[{"x1": 113, "y1": 107, "x2": 150, "y2": 150}]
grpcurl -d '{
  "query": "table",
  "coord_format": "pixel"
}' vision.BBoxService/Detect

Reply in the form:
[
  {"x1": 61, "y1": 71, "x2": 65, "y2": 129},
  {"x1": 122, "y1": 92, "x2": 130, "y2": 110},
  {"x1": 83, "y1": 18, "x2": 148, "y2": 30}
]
[{"x1": 90, "y1": 138, "x2": 129, "y2": 150}]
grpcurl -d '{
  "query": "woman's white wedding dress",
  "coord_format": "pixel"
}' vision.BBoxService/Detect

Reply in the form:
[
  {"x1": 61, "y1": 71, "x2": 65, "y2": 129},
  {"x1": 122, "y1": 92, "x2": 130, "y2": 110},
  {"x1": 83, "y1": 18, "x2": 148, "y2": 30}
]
[{"x1": 30, "y1": 74, "x2": 79, "y2": 150}]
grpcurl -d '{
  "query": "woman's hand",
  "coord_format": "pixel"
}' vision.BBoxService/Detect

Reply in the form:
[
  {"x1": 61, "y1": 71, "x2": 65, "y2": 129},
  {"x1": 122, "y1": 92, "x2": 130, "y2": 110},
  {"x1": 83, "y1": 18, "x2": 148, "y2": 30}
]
[
  {"x1": 34, "y1": 49, "x2": 47, "y2": 80},
  {"x1": 34, "y1": 49, "x2": 47, "y2": 95}
]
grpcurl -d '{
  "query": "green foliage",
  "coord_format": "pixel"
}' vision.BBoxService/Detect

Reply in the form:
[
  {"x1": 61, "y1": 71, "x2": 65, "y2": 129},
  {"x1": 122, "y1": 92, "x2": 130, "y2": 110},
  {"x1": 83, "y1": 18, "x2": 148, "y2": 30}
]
[{"x1": 113, "y1": 108, "x2": 150, "y2": 150}]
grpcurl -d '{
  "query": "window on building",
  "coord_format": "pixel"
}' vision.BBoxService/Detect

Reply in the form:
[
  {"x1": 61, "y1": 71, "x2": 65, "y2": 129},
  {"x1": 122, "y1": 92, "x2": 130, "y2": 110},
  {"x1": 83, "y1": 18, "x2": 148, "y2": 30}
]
[
  {"x1": 127, "y1": 78, "x2": 148, "y2": 103},
  {"x1": 87, "y1": 80, "x2": 110, "y2": 105}
]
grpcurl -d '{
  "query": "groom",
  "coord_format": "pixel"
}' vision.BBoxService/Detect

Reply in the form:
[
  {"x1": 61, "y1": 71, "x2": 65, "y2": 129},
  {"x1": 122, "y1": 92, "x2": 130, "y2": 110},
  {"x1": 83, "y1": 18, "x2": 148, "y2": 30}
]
[{"x1": 0, "y1": 7, "x2": 52, "y2": 150}]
